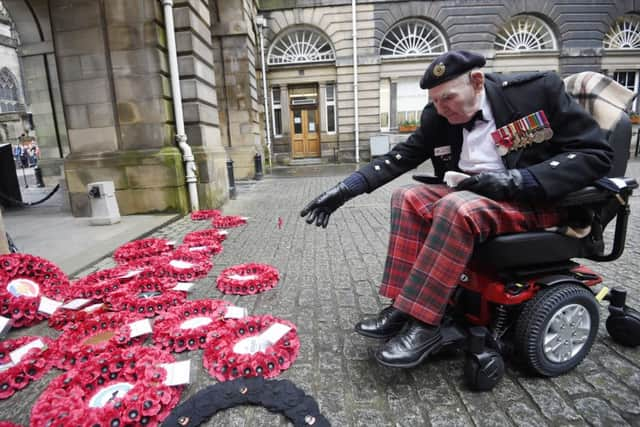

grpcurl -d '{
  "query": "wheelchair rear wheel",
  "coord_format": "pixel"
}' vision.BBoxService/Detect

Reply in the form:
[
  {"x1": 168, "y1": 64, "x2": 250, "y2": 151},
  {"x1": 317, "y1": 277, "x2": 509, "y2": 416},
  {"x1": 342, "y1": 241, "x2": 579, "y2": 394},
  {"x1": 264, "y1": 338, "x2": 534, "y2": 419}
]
[{"x1": 515, "y1": 284, "x2": 599, "y2": 377}]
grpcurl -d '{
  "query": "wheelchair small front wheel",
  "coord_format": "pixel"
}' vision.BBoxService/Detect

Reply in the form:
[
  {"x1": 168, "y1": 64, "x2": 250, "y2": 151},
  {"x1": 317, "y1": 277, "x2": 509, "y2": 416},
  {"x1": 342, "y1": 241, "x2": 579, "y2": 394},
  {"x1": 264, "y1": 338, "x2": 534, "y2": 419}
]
[{"x1": 515, "y1": 284, "x2": 599, "y2": 377}]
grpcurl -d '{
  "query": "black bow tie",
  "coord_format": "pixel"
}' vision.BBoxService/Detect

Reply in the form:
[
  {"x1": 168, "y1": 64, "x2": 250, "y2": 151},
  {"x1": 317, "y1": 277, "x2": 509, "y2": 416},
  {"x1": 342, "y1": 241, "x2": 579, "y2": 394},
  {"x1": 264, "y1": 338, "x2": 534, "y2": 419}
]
[{"x1": 462, "y1": 110, "x2": 484, "y2": 131}]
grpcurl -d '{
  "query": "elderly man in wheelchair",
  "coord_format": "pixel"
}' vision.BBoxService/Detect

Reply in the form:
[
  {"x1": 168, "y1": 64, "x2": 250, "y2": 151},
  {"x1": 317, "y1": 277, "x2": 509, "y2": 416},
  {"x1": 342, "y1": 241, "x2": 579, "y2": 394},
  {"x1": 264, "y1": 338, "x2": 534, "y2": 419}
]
[{"x1": 300, "y1": 50, "x2": 640, "y2": 390}]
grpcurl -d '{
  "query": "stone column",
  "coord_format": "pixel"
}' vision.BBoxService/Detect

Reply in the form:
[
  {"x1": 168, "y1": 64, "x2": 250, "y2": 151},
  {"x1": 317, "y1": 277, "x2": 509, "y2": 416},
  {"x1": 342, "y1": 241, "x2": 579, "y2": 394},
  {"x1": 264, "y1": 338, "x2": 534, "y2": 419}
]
[
  {"x1": 211, "y1": 0, "x2": 262, "y2": 179},
  {"x1": 52, "y1": 0, "x2": 226, "y2": 215},
  {"x1": 173, "y1": 0, "x2": 228, "y2": 208}
]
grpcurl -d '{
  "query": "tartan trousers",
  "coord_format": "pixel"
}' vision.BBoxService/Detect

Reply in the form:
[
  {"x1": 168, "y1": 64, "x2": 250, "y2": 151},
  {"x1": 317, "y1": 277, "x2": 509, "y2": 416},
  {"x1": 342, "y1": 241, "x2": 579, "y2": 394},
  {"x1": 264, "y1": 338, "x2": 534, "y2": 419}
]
[{"x1": 379, "y1": 184, "x2": 564, "y2": 325}]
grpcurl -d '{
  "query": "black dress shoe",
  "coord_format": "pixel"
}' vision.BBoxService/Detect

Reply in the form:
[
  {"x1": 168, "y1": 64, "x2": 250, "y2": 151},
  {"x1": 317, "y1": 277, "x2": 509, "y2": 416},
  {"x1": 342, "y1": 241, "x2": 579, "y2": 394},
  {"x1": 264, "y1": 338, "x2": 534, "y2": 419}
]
[
  {"x1": 354, "y1": 306, "x2": 408, "y2": 338},
  {"x1": 374, "y1": 319, "x2": 442, "y2": 368}
]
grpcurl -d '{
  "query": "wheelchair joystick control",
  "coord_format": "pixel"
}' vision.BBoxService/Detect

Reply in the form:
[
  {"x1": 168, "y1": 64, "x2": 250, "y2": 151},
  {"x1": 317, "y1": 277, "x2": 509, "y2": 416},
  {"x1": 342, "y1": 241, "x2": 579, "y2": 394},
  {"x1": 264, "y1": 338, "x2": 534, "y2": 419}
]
[
  {"x1": 606, "y1": 287, "x2": 640, "y2": 348},
  {"x1": 463, "y1": 327, "x2": 505, "y2": 391}
]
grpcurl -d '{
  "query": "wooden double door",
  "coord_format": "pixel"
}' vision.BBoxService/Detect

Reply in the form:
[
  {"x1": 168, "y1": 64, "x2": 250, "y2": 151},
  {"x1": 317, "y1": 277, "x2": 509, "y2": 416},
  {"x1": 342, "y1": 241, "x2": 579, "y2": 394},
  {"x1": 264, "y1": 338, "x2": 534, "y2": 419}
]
[{"x1": 291, "y1": 107, "x2": 320, "y2": 158}]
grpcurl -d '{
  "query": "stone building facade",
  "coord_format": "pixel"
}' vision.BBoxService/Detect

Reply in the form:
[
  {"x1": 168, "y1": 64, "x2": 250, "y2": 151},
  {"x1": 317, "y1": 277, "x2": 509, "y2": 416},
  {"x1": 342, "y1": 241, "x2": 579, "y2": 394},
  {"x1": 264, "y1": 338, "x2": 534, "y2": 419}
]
[
  {"x1": 0, "y1": 0, "x2": 638, "y2": 216},
  {"x1": 257, "y1": 0, "x2": 640, "y2": 164},
  {"x1": 0, "y1": 3, "x2": 28, "y2": 146}
]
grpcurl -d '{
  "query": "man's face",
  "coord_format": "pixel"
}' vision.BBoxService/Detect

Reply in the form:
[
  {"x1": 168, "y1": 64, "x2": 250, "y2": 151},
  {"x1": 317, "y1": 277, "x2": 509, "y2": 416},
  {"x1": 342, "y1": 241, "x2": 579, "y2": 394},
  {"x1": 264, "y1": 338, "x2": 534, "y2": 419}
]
[{"x1": 430, "y1": 72, "x2": 483, "y2": 124}]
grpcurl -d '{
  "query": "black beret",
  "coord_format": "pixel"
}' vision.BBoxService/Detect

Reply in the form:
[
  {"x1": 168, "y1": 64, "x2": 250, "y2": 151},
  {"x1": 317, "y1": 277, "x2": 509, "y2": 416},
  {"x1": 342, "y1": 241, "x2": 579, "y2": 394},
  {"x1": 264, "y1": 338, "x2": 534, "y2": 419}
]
[{"x1": 420, "y1": 50, "x2": 486, "y2": 89}]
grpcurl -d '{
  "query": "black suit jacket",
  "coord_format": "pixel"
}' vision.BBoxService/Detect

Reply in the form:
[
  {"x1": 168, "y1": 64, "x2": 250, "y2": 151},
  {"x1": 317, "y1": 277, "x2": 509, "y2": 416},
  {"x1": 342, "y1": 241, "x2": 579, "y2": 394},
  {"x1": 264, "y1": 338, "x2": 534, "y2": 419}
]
[{"x1": 358, "y1": 71, "x2": 614, "y2": 200}]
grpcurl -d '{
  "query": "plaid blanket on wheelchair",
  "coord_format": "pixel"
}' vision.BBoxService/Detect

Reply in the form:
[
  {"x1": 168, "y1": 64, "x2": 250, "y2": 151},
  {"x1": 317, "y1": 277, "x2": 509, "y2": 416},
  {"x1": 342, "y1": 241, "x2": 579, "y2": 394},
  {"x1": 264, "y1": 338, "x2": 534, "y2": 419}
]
[
  {"x1": 564, "y1": 71, "x2": 637, "y2": 133},
  {"x1": 549, "y1": 72, "x2": 638, "y2": 239}
]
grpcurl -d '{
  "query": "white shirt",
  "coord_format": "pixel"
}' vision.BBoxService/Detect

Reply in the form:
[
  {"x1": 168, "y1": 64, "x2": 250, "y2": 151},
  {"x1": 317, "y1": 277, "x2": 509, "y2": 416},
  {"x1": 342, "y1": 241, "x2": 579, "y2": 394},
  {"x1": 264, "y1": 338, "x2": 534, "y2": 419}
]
[{"x1": 458, "y1": 90, "x2": 505, "y2": 174}]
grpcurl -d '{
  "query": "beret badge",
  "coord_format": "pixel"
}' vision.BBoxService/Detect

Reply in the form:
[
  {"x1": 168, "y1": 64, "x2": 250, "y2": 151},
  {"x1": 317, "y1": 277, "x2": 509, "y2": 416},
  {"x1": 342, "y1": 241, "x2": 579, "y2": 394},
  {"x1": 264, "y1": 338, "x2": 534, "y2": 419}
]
[{"x1": 433, "y1": 62, "x2": 446, "y2": 77}]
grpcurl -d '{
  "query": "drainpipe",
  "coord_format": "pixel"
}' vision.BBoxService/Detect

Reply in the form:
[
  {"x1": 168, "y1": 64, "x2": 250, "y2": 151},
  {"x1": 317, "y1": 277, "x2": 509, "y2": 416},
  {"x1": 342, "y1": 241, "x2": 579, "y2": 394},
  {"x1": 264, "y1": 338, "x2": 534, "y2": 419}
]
[
  {"x1": 351, "y1": 0, "x2": 360, "y2": 163},
  {"x1": 161, "y1": 0, "x2": 199, "y2": 211},
  {"x1": 256, "y1": 15, "x2": 272, "y2": 170}
]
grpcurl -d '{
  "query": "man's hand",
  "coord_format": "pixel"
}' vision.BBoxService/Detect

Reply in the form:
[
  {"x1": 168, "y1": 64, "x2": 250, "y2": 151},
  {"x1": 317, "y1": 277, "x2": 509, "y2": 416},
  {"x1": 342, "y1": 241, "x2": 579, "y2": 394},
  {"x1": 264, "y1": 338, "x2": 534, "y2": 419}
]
[
  {"x1": 300, "y1": 182, "x2": 354, "y2": 228},
  {"x1": 456, "y1": 170, "x2": 526, "y2": 201}
]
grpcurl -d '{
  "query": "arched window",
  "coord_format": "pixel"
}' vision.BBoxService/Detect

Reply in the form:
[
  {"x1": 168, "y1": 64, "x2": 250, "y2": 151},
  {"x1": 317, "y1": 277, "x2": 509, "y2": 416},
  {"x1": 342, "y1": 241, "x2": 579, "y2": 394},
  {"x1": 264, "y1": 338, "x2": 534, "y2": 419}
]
[
  {"x1": 604, "y1": 15, "x2": 640, "y2": 49},
  {"x1": 495, "y1": 15, "x2": 557, "y2": 52},
  {"x1": 380, "y1": 19, "x2": 447, "y2": 58},
  {"x1": 267, "y1": 28, "x2": 335, "y2": 66},
  {"x1": 0, "y1": 68, "x2": 19, "y2": 102}
]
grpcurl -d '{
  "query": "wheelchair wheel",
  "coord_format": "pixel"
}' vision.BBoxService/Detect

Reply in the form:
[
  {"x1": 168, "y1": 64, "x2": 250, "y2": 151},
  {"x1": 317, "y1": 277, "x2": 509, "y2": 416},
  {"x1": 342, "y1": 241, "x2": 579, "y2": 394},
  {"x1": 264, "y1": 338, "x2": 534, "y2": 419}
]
[{"x1": 515, "y1": 284, "x2": 599, "y2": 377}]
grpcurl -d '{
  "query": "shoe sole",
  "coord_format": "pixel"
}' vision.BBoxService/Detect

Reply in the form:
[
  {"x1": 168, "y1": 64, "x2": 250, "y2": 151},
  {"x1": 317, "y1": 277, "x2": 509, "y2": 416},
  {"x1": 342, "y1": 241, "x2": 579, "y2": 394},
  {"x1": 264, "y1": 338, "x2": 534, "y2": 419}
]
[
  {"x1": 373, "y1": 336, "x2": 443, "y2": 368},
  {"x1": 353, "y1": 326, "x2": 401, "y2": 339}
]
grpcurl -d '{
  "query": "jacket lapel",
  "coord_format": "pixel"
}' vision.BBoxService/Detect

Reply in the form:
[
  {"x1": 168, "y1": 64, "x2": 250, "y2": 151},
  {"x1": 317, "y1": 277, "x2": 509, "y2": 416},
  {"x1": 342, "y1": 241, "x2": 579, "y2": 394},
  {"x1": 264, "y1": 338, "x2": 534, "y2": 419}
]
[{"x1": 484, "y1": 76, "x2": 522, "y2": 167}]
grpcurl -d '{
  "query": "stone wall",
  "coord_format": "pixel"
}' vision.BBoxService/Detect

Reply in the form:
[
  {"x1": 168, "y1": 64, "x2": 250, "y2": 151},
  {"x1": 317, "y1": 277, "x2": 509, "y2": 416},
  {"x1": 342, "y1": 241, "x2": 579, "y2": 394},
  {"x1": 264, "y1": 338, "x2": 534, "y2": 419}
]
[
  {"x1": 259, "y1": 0, "x2": 640, "y2": 162},
  {"x1": 212, "y1": 0, "x2": 263, "y2": 179}
]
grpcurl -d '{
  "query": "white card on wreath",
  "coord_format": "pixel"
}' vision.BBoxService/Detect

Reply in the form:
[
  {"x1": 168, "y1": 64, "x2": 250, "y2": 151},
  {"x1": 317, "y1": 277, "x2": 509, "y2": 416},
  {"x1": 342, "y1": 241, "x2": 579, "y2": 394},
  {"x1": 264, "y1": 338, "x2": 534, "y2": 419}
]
[
  {"x1": 224, "y1": 306, "x2": 247, "y2": 319},
  {"x1": 83, "y1": 303, "x2": 105, "y2": 313},
  {"x1": 10, "y1": 338, "x2": 45, "y2": 364},
  {"x1": 161, "y1": 360, "x2": 191, "y2": 386},
  {"x1": 38, "y1": 296, "x2": 63, "y2": 315},
  {"x1": 172, "y1": 282, "x2": 195, "y2": 292},
  {"x1": 61, "y1": 298, "x2": 92, "y2": 310},
  {"x1": 0, "y1": 316, "x2": 11, "y2": 337},
  {"x1": 128, "y1": 319, "x2": 153, "y2": 338}
]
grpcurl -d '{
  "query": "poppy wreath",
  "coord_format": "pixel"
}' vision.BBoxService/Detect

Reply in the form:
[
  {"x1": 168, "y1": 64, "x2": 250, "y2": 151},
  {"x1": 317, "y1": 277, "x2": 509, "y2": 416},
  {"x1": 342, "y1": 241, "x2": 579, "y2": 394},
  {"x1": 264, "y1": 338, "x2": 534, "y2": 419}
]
[
  {"x1": 68, "y1": 265, "x2": 154, "y2": 300},
  {"x1": 30, "y1": 345, "x2": 182, "y2": 427},
  {"x1": 183, "y1": 229, "x2": 227, "y2": 247},
  {"x1": 190, "y1": 209, "x2": 221, "y2": 221},
  {"x1": 51, "y1": 311, "x2": 145, "y2": 371},
  {"x1": 176, "y1": 239, "x2": 223, "y2": 258},
  {"x1": 216, "y1": 263, "x2": 280, "y2": 295},
  {"x1": 152, "y1": 299, "x2": 230, "y2": 353},
  {"x1": 211, "y1": 215, "x2": 247, "y2": 229},
  {"x1": 113, "y1": 238, "x2": 174, "y2": 265},
  {"x1": 203, "y1": 315, "x2": 299, "y2": 382},
  {"x1": 143, "y1": 250, "x2": 213, "y2": 282},
  {"x1": 48, "y1": 303, "x2": 108, "y2": 331},
  {"x1": 0, "y1": 336, "x2": 55, "y2": 400},
  {"x1": 0, "y1": 254, "x2": 71, "y2": 328},
  {"x1": 106, "y1": 279, "x2": 186, "y2": 319}
]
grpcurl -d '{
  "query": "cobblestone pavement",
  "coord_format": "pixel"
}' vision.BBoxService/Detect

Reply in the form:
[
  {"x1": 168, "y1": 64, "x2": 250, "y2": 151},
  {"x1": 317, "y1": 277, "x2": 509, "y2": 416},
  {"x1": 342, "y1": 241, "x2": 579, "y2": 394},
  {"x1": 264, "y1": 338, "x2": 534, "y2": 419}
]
[{"x1": 2, "y1": 163, "x2": 640, "y2": 426}]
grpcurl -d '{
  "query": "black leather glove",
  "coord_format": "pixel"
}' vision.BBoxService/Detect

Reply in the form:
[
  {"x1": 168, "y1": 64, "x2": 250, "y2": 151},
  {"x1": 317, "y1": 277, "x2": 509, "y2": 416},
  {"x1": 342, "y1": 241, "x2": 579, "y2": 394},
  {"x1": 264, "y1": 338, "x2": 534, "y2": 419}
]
[
  {"x1": 300, "y1": 182, "x2": 355, "y2": 228},
  {"x1": 456, "y1": 170, "x2": 526, "y2": 201}
]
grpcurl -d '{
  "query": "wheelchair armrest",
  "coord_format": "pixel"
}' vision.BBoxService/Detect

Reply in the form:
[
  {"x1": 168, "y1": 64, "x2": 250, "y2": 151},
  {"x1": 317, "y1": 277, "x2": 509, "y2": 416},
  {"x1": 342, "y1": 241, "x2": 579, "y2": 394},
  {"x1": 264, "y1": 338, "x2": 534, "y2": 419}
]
[{"x1": 557, "y1": 177, "x2": 637, "y2": 207}]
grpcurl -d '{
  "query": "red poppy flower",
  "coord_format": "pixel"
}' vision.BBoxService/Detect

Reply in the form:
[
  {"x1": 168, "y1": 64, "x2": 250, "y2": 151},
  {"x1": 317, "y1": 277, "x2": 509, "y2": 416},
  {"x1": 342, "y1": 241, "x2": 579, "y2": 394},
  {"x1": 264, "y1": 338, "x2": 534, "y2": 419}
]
[
  {"x1": 113, "y1": 238, "x2": 174, "y2": 265},
  {"x1": 176, "y1": 239, "x2": 223, "y2": 258},
  {"x1": 51, "y1": 311, "x2": 145, "y2": 371},
  {"x1": 184, "y1": 228, "x2": 228, "y2": 245},
  {"x1": 203, "y1": 315, "x2": 299, "y2": 382},
  {"x1": 216, "y1": 263, "x2": 280, "y2": 295},
  {"x1": 30, "y1": 346, "x2": 182, "y2": 427},
  {"x1": 211, "y1": 215, "x2": 247, "y2": 229},
  {"x1": 0, "y1": 336, "x2": 54, "y2": 400},
  {"x1": 190, "y1": 209, "x2": 222, "y2": 220},
  {"x1": 152, "y1": 299, "x2": 230, "y2": 353},
  {"x1": 105, "y1": 279, "x2": 186, "y2": 319},
  {"x1": 0, "y1": 254, "x2": 71, "y2": 328}
]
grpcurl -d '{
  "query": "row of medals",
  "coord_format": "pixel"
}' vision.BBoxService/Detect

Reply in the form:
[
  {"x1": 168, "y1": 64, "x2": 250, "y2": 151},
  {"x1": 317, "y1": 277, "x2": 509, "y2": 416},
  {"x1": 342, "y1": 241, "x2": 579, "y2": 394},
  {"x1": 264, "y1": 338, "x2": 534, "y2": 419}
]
[{"x1": 492, "y1": 110, "x2": 554, "y2": 152}]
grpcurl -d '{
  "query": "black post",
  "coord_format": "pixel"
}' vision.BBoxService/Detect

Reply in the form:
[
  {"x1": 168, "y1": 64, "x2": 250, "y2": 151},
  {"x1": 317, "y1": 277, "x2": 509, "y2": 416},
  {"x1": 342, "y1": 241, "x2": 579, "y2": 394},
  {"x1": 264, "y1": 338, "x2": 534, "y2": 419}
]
[
  {"x1": 226, "y1": 159, "x2": 237, "y2": 199},
  {"x1": 254, "y1": 153, "x2": 263, "y2": 180},
  {"x1": 34, "y1": 166, "x2": 45, "y2": 188}
]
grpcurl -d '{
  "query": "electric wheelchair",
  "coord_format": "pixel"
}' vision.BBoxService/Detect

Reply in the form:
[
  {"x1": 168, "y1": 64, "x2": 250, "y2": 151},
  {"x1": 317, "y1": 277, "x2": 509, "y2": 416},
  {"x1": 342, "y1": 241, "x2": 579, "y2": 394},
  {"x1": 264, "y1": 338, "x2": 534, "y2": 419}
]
[{"x1": 431, "y1": 73, "x2": 640, "y2": 391}]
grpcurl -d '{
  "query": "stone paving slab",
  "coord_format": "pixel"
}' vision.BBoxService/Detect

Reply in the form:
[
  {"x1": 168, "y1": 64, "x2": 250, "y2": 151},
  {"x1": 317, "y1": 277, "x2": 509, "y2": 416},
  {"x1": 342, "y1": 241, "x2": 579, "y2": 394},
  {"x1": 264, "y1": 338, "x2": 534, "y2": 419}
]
[{"x1": 1, "y1": 164, "x2": 640, "y2": 426}]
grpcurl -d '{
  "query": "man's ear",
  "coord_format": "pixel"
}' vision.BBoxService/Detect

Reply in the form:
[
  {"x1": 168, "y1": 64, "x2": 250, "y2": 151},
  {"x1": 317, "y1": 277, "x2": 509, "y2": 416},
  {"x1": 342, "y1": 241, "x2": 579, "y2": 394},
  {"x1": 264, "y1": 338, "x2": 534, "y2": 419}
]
[{"x1": 470, "y1": 71, "x2": 484, "y2": 91}]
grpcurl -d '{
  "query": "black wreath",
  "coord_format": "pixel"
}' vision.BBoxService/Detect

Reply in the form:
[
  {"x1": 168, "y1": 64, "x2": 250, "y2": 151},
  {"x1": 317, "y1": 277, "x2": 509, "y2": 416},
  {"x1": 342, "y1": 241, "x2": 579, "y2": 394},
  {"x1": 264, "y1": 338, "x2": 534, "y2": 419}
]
[{"x1": 162, "y1": 376, "x2": 330, "y2": 427}]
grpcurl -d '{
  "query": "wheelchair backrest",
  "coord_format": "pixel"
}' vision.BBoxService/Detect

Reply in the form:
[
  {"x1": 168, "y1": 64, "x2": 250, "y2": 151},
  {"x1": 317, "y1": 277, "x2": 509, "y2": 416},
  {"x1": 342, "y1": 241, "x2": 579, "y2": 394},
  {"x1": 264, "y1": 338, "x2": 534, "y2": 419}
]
[{"x1": 564, "y1": 72, "x2": 637, "y2": 177}]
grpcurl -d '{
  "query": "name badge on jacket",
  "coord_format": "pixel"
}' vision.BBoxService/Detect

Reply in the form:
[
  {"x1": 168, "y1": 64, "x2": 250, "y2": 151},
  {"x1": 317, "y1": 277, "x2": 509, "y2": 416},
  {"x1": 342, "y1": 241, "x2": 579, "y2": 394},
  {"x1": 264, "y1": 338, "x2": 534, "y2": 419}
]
[
  {"x1": 491, "y1": 110, "x2": 554, "y2": 156},
  {"x1": 434, "y1": 145, "x2": 451, "y2": 157}
]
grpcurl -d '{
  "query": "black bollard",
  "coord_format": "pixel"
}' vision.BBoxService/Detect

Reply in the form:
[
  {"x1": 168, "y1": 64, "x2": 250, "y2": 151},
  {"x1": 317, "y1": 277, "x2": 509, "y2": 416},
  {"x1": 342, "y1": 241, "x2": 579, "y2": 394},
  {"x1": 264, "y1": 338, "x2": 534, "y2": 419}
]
[
  {"x1": 34, "y1": 166, "x2": 45, "y2": 188},
  {"x1": 226, "y1": 159, "x2": 237, "y2": 200},
  {"x1": 254, "y1": 153, "x2": 263, "y2": 180}
]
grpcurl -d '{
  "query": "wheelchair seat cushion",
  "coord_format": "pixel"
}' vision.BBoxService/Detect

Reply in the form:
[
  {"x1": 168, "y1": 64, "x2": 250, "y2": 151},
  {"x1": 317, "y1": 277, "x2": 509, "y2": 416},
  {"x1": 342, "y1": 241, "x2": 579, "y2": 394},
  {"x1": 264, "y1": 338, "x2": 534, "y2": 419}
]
[{"x1": 473, "y1": 231, "x2": 600, "y2": 270}]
